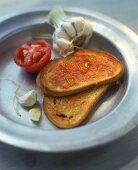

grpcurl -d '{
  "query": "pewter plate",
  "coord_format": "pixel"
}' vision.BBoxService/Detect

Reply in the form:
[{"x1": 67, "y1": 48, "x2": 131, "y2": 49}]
[{"x1": 0, "y1": 8, "x2": 138, "y2": 152}]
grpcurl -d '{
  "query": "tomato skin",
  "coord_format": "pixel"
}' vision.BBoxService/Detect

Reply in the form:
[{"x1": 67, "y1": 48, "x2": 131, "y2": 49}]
[{"x1": 13, "y1": 40, "x2": 51, "y2": 73}]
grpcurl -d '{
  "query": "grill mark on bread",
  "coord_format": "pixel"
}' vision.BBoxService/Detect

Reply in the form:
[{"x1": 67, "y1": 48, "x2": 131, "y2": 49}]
[
  {"x1": 43, "y1": 84, "x2": 114, "y2": 128},
  {"x1": 56, "y1": 113, "x2": 74, "y2": 119},
  {"x1": 56, "y1": 113, "x2": 68, "y2": 118},
  {"x1": 53, "y1": 98, "x2": 56, "y2": 104}
]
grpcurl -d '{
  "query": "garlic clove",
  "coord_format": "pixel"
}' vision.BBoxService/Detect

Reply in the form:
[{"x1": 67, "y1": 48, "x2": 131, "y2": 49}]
[
  {"x1": 56, "y1": 38, "x2": 73, "y2": 51},
  {"x1": 53, "y1": 39, "x2": 74, "y2": 57},
  {"x1": 16, "y1": 90, "x2": 37, "y2": 107},
  {"x1": 62, "y1": 22, "x2": 76, "y2": 38},
  {"x1": 54, "y1": 27, "x2": 70, "y2": 40},
  {"x1": 71, "y1": 17, "x2": 85, "y2": 33},
  {"x1": 82, "y1": 21, "x2": 93, "y2": 36},
  {"x1": 82, "y1": 21, "x2": 93, "y2": 44},
  {"x1": 75, "y1": 20, "x2": 93, "y2": 47},
  {"x1": 29, "y1": 107, "x2": 41, "y2": 122}
]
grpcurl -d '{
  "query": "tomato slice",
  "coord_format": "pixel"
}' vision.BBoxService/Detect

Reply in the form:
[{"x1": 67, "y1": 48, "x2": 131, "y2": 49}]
[{"x1": 13, "y1": 40, "x2": 51, "y2": 73}]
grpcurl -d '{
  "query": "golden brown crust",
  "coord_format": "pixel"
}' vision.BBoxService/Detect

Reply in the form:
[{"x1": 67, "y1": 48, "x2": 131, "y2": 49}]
[
  {"x1": 43, "y1": 84, "x2": 111, "y2": 128},
  {"x1": 37, "y1": 49, "x2": 124, "y2": 97}
]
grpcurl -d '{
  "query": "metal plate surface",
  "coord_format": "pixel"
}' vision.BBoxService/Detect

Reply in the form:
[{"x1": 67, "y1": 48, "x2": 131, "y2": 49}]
[{"x1": 0, "y1": 8, "x2": 138, "y2": 152}]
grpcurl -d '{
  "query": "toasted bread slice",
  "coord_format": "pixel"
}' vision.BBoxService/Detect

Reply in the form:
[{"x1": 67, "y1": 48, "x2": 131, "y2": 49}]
[
  {"x1": 43, "y1": 84, "x2": 111, "y2": 128},
  {"x1": 37, "y1": 50, "x2": 124, "y2": 97}
]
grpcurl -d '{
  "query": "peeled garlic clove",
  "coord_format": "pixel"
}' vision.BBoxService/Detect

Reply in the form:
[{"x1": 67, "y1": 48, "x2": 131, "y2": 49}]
[
  {"x1": 29, "y1": 107, "x2": 41, "y2": 122},
  {"x1": 16, "y1": 90, "x2": 37, "y2": 107}
]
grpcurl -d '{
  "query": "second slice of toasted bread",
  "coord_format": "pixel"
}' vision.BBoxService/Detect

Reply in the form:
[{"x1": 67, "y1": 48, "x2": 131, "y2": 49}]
[
  {"x1": 43, "y1": 84, "x2": 111, "y2": 128},
  {"x1": 37, "y1": 49, "x2": 124, "y2": 97}
]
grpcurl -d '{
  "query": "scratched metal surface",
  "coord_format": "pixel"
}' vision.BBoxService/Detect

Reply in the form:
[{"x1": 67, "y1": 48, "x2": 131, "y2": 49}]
[{"x1": 0, "y1": 0, "x2": 138, "y2": 170}]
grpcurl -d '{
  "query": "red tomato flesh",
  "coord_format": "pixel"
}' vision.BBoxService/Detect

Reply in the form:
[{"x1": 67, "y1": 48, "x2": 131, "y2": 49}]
[{"x1": 13, "y1": 40, "x2": 51, "y2": 73}]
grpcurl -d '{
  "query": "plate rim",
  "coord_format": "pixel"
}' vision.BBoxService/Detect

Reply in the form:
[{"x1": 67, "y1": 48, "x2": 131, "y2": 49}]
[{"x1": 0, "y1": 7, "x2": 138, "y2": 152}]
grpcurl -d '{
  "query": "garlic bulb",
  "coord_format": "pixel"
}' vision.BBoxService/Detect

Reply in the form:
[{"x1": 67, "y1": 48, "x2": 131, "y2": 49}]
[
  {"x1": 16, "y1": 90, "x2": 37, "y2": 107},
  {"x1": 48, "y1": 7, "x2": 93, "y2": 57}
]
